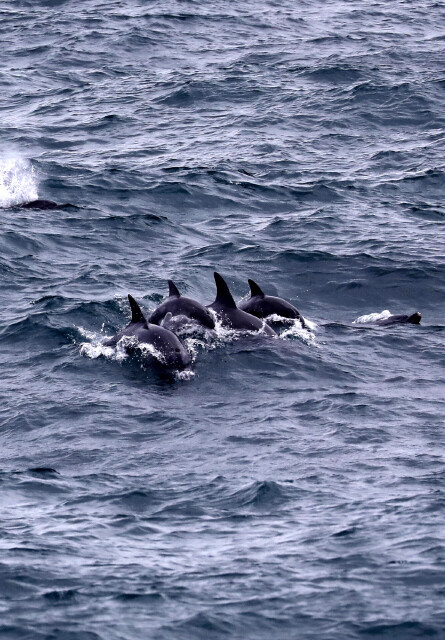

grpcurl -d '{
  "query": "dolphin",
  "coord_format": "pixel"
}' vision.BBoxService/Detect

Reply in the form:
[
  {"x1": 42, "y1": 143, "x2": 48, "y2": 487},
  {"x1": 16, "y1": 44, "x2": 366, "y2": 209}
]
[
  {"x1": 149, "y1": 280, "x2": 215, "y2": 329},
  {"x1": 207, "y1": 272, "x2": 276, "y2": 336},
  {"x1": 160, "y1": 312, "x2": 202, "y2": 335},
  {"x1": 19, "y1": 199, "x2": 60, "y2": 210},
  {"x1": 103, "y1": 295, "x2": 192, "y2": 370},
  {"x1": 238, "y1": 279, "x2": 306, "y2": 328},
  {"x1": 374, "y1": 312, "x2": 421, "y2": 326}
]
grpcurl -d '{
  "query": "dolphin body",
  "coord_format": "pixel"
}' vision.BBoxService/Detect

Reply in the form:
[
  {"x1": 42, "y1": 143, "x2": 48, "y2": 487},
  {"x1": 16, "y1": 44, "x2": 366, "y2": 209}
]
[
  {"x1": 149, "y1": 280, "x2": 215, "y2": 329},
  {"x1": 19, "y1": 199, "x2": 60, "y2": 210},
  {"x1": 160, "y1": 312, "x2": 189, "y2": 333},
  {"x1": 104, "y1": 295, "x2": 191, "y2": 370},
  {"x1": 238, "y1": 279, "x2": 306, "y2": 328},
  {"x1": 207, "y1": 272, "x2": 276, "y2": 336},
  {"x1": 374, "y1": 312, "x2": 421, "y2": 326},
  {"x1": 159, "y1": 312, "x2": 207, "y2": 336}
]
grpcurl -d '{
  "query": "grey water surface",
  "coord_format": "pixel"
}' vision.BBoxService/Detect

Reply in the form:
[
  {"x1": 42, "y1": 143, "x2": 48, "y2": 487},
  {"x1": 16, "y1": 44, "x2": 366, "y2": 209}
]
[{"x1": 0, "y1": 1, "x2": 444, "y2": 639}]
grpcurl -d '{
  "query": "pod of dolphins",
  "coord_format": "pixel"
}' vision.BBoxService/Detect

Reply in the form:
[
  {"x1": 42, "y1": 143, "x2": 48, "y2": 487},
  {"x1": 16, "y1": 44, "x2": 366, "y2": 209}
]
[
  {"x1": 15, "y1": 200, "x2": 422, "y2": 371},
  {"x1": 103, "y1": 271, "x2": 422, "y2": 371}
]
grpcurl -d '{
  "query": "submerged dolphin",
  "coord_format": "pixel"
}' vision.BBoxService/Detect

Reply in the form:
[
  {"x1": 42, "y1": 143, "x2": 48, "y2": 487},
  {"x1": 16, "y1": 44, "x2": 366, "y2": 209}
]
[
  {"x1": 104, "y1": 295, "x2": 191, "y2": 370},
  {"x1": 160, "y1": 312, "x2": 203, "y2": 335},
  {"x1": 207, "y1": 272, "x2": 276, "y2": 336},
  {"x1": 238, "y1": 279, "x2": 306, "y2": 328},
  {"x1": 374, "y1": 312, "x2": 421, "y2": 326},
  {"x1": 149, "y1": 280, "x2": 215, "y2": 329},
  {"x1": 19, "y1": 199, "x2": 60, "y2": 210}
]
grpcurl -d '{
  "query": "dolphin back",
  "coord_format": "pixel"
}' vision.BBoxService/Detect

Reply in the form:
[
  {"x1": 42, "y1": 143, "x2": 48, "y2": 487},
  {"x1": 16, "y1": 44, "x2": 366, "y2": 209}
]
[
  {"x1": 19, "y1": 199, "x2": 59, "y2": 210},
  {"x1": 375, "y1": 312, "x2": 422, "y2": 326},
  {"x1": 150, "y1": 296, "x2": 215, "y2": 329}
]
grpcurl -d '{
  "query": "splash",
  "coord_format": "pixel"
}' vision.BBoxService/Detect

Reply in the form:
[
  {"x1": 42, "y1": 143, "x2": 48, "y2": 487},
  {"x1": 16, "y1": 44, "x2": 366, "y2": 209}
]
[
  {"x1": 210, "y1": 310, "x2": 318, "y2": 347},
  {"x1": 77, "y1": 307, "x2": 318, "y2": 378},
  {"x1": 78, "y1": 327, "x2": 167, "y2": 364},
  {"x1": 176, "y1": 368, "x2": 195, "y2": 381},
  {"x1": 353, "y1": 310, "x2": 392, "y2": 324},
  {"x1": 134, "y1": 338, "x2": 166, "y2": 365},
  {"x1": 0, "y1": 156, "x2": 38, "y2": 208},
  {"x1": 300, "y1": 316, "x2": 317, "y2": 332},
  {"x1": 211, "y1": 311, "x2": 246, "y2": 344},
  {"x1": 77, "y1": 326, "x2": 196, "y2": 379},
  {"x1": 209, "y1": 309, "x2": 319, "y2": 346},
  {"x1": 273, "y1": 315, "x2": 318, "y2": 346},
  {"x1": 77, "y1": 326, "x2": 128, "y2": 361}
]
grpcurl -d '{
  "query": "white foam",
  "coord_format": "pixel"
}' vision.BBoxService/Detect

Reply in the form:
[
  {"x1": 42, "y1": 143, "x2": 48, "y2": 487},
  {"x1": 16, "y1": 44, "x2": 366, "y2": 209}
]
[
  {"x1": 77, "y1": 326, "x2": 127, "y2": 361},
  {"x1": 353, "y1": 310, "x2": 392, "y2": 324},
  {"x1": 77, "y1": 326, "x2": 198, "y2": 378},
  {"x1": 300, "y1": 316, "x2": 317, "y2": 332},
  {"x1": 277, "y1": 316, "x2": 318, "y2": 346},
  {"x1": 77, "y1": 308, "x2": 317, "y2": 376},
  {"x1": 208, "y1": 308, "x2": 319, "y2": 346},
  {"x1": 209, "y1": 310, "x2": 240, "y2": 344},
  {"x1": 78, "y1": 326, "x2": 169, "y2": 365},
  {"x1": 211, "y1": 312, "x2": 275, "y2": 343},
  {"x1": 0, "y1": 156, "x2": 38, "y2": 208},
  {"x1": 134, "y1": 338, "x2": 166, "y2": 365},
  {"x1": 80, "y1": 341, "x2": 117, "y2": 360},
  {"x1": 176, "y1": 368, "x2": 195, "y2": 381}
]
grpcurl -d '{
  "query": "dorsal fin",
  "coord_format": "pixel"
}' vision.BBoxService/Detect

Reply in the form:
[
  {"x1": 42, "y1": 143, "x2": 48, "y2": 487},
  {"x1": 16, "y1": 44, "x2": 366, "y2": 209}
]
[
  {"x1": 168, "y1": 280, "x2": 181, "y2": 297},
  {"x1": 213, "y1": 272, "x2": 236, "y2": 309},
  {"x1": 161, "y1": 312, "x2": 173, "y2": 327},
  {"x1": 248, "y1": 279, "x2": 265, "y2": 298},
  {"x1": 128, "y1": 294, "x2": 146, "y2": 323}
]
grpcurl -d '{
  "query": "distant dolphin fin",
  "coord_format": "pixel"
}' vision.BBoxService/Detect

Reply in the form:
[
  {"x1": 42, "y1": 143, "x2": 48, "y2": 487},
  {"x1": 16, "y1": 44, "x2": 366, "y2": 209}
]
[
  {"x1": 213, "y1": 272, "x2": 237, "y2": 308},
  {"x1": 168, "y1": 280, "x2": 181, "y2": 297},
  {"x1": 248, "y1": 279, "x2": 265, "y2": 298},
  {"x1": 161, "y1": 312, "x2": 173, "y2": 327},
  {"x1": 128, "y1": 294, "x2": 146, "y2": 323}
]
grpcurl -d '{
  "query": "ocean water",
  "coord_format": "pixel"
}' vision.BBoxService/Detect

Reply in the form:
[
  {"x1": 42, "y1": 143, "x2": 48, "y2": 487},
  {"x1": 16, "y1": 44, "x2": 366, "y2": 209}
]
[{"x1": 1, "y1": 1, "x2": 444, "y2": 638}]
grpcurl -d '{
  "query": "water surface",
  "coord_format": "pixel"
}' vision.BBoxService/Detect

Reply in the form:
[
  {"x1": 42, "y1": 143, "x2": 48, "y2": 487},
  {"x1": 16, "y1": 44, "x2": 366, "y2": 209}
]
[{"x1": 0, "y1": 1, "x2": 444, "y2": 638}]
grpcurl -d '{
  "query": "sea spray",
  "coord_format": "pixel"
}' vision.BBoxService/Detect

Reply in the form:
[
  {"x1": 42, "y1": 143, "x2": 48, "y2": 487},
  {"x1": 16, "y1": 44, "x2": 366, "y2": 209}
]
[{"x1": 0, "y1": 156, "x2": 38, "y2": 207}]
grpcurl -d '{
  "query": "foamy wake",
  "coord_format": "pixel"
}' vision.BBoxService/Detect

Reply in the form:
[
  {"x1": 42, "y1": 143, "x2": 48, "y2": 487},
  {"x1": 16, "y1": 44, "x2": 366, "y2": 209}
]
[
  {"x1": 0, "y1": 156, "x2": 38, "y2": 208},
  {"x1": 353, "y1": 310, "x2": 392, "y2": 324}
]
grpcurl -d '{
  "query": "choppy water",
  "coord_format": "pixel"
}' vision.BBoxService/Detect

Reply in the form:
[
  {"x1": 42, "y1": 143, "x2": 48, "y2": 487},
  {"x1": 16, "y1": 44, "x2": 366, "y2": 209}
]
[{"x1": 1, "y1": 1, "x2": 444, "y2": 639}]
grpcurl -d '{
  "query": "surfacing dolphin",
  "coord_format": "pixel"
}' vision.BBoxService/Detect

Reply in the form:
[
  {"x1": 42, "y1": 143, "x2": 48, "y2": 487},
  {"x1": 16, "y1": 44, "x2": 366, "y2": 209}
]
[
  {"x1": 149, "y1": 280, "x2": 215, "y2": 329},
  {"x1": 374, "y1": 312, "x2": 421, "y2": 326},
  {"x1": 160, "y1": 312, "x2": 200, "y2": 335},
  {"x1": 238, "y1": 279, "x2": 306, "y2": 328},
  {"x1": 19, "y1": 199, "x2": 60, "y2": 210},
  {"x1": 104, "y1": 295, "x2": 191, "y2": 370},
  {"x1": 207, "y1": 272, "x2": 276, "y2": 336}
]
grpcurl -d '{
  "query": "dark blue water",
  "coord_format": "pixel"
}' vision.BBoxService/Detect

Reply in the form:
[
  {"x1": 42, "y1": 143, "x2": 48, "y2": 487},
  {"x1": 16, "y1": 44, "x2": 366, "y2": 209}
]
[{"x1": 1, "y1": 1, "x2": 444, "y2": 638}]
